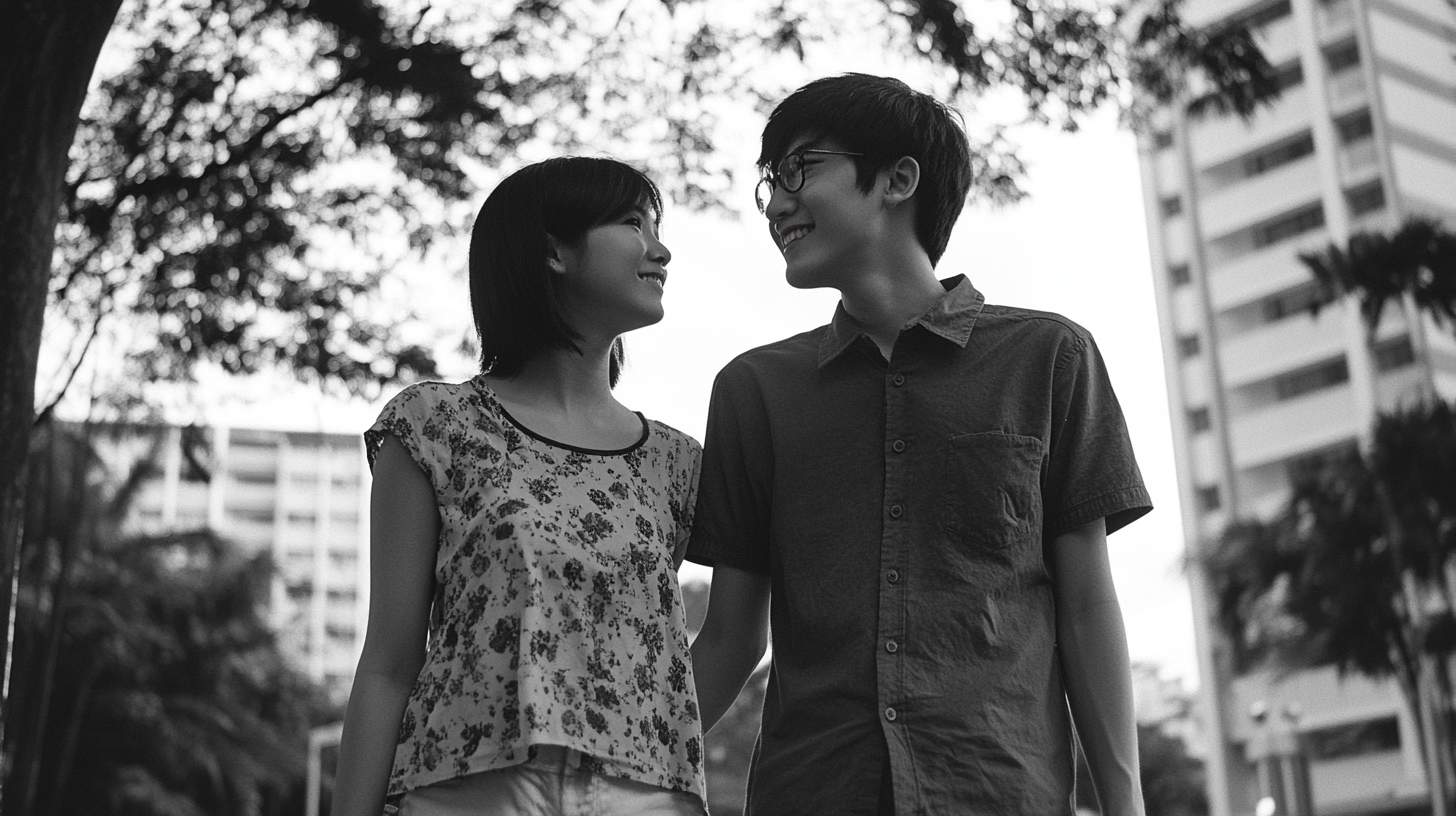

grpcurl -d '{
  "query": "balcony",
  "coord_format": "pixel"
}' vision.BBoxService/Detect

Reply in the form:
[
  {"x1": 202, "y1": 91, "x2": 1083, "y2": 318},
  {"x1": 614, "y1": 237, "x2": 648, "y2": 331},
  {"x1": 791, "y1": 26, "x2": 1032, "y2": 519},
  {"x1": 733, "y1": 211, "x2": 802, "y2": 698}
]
[
  {"x1": 1254, "y1": 12, "x2": 1300, "y2": 66},
  {"x1": 1229, "y1": 382, "x2": 1359, "y2": 468},
  {"x1": 1326, "y1": 68, "x2": 1367, "y2": 115},
  {"x1": 1377, "y1": 364, "x2": 1430, "y2": 412},
  {"x1": 1338, "y1": 138, "x2": 1380, "y2": 184},
  {"x1": 1317, "y1": 0, "x2": 1356, "y2": 40},
  {"x1": 1310, "y1": 753, "x2": 1428, "y2": 814},
  {"x1": 1189, "y1": 85, "x2": 1311, "y2": 169},
  {"x1": 1207, "y1": 240, "x2": 1327, "y2": 311},
  {"x1": 1228, "y1": 665, "x2": 1401, "y2": 740},
  {"x1": 1219, "y1": 308, "x2": 1348, "y2": 388},
  {"x1": 1183, "y1": 0, "x2": 1265, "y2": 29},
  {"x1": 1199, "y1": 154, "x2": 1321, "y2": 238}
]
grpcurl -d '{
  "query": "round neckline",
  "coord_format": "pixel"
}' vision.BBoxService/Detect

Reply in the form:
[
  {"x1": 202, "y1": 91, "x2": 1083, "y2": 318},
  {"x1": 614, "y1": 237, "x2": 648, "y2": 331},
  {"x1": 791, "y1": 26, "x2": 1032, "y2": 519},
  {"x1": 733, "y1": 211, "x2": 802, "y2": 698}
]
[{"x1": 473, "y1": 377, "x2": 650, "y2": 456}]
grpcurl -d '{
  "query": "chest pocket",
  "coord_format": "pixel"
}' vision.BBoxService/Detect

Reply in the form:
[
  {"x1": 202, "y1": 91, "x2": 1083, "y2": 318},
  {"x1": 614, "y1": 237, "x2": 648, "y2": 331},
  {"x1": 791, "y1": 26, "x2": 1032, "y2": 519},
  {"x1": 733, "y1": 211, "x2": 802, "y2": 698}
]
[{"x1": 940, "y1": 432, "x2": 1043, "y2": 549}]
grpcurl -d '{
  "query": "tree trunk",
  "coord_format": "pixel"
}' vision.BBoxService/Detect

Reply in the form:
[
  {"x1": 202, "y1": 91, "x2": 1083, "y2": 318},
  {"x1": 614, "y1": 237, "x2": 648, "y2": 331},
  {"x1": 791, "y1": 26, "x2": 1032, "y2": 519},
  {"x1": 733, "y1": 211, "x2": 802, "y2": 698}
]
[{"x1": 0, "y1": 0, "x2": 124, "y2": 795}]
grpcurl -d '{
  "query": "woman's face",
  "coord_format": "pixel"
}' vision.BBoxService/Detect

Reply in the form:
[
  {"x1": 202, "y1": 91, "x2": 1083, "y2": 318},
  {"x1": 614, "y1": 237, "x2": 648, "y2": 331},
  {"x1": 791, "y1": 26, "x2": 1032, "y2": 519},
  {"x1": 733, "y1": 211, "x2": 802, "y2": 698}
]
[{"x1": 555, "y1": 205, "x2": 672, "y2": 340}]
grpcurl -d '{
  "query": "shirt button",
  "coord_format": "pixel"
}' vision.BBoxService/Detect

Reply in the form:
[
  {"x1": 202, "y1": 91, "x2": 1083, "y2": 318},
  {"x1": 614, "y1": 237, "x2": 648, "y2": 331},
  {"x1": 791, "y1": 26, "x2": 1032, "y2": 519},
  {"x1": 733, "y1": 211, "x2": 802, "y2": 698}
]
[
  {"x1": 887, "y1": 569, "x2": 900, "y2": 584},
  {"x1": 891, "y1": 439, "x2": 906, "y2": 453},
  {"x1": 889, "y1": 504, "x2": 903, "y2": 519},
  {"x1": 885, "y1": 707, "x2": 898, "y2": 722},
  {"x1": 886, "y1": 640, "x2": 899, "y2": 654},
  {"x1": 892, "y1": 373, "x2": 906, "y2": 386}
]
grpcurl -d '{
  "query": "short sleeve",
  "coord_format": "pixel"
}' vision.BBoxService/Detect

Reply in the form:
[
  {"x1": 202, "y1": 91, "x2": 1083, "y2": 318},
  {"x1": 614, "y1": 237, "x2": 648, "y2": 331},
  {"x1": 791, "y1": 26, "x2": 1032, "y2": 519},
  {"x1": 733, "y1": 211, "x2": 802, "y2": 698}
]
[
  {"x1": 673, "y1": 440, "x2": 702, "y2": 566},
  {"x1": 1043, "y1": 334, "x2": 1152, "y2": 537},
  {"x1": 363, "y1": 386, "x2": 441, "y2": 493},
  {"x1": 686, "y1": 361, "x2": 774, "y2": 573}
]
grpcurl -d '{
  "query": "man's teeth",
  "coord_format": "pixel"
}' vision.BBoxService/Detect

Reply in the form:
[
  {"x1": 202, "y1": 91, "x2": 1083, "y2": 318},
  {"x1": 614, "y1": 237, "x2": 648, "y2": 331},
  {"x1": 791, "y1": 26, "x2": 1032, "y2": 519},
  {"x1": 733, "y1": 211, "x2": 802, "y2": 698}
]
[{"x1": 781, "y1": 226, "x2": 812, "y2": 248}]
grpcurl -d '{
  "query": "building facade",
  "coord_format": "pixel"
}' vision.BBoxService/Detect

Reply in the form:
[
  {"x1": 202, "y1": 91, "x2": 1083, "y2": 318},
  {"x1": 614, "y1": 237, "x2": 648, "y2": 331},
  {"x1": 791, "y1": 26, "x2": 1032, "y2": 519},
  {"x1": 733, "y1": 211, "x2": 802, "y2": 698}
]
[
  {"x1": 95, "y1": 422, "x2": 371, "y2": 702},
  {"x1": 1136, "y1": 0, "x2": 1456, "y2": 811}
]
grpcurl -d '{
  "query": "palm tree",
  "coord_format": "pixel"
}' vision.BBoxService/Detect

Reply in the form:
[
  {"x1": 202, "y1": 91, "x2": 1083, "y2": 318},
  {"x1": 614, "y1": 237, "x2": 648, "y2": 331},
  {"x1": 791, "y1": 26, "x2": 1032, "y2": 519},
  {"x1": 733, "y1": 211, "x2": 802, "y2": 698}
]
[
  {"x1": 1299, "y1": 216, "x2": 1456, "y2": 336},
  {"x1": 6, "y1": 420, "x2": 333, "y2": 816},
  {"x1": 1203, "y1": 402, "x2": 1456, "y2": 811}
]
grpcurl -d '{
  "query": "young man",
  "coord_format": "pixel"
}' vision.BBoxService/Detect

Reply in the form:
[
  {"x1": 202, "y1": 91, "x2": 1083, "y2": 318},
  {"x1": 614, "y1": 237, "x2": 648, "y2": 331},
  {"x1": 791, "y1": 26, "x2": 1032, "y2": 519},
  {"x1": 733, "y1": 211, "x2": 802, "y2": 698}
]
[{"x1": 687, "y1": 74, "x2": 1153, "y2": 815}]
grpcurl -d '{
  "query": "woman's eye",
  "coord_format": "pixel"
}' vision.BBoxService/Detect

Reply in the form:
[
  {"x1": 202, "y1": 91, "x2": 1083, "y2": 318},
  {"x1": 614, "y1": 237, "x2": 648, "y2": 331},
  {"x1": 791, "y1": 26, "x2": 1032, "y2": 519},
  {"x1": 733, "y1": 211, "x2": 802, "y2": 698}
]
[{"x1": 624, "y1": 215, "x2": 643, "y2": 228}]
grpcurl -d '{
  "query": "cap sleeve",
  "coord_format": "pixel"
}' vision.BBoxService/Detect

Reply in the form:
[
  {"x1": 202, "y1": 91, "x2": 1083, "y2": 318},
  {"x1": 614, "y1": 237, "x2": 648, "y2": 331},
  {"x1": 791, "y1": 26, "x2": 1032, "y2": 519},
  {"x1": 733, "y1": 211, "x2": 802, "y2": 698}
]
[
  {"x1": 673, "y1": 436, "x2": 702, "y2": 566},
  {"x1": 363, "y1": 385, "x2": 442, "y2": 493}
]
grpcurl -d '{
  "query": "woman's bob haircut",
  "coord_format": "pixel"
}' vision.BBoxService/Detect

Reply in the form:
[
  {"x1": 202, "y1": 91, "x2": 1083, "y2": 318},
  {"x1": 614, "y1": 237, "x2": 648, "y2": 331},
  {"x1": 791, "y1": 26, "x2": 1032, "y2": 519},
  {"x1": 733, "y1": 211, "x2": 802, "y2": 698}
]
[{"x1": 469, "y1": 156, "x2": 664, "y2": 388}]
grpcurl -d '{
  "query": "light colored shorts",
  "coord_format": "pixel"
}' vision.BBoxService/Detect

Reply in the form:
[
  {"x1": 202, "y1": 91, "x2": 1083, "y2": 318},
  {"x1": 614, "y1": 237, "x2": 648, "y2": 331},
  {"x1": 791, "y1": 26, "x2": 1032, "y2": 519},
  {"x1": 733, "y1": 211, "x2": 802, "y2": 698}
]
[{"x1": 395, "y1": 745, "x2": 706, "y2": 816}]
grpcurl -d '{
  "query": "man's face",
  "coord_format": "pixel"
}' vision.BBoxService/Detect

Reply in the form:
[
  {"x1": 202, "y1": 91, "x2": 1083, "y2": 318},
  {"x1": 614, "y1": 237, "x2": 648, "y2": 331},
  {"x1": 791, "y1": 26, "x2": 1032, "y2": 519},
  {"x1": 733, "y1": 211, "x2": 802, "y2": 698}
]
[{"x1": 760, "y1": 136, "x2": 885, "y2": 290}]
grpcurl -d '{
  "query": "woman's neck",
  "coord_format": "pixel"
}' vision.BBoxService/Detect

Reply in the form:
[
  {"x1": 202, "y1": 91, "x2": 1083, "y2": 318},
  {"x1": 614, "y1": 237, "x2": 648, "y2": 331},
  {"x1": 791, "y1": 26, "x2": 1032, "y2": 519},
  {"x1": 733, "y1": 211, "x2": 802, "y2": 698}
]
[{"x1": 489, "y1": 344, "x2": 616, "y2": 412}]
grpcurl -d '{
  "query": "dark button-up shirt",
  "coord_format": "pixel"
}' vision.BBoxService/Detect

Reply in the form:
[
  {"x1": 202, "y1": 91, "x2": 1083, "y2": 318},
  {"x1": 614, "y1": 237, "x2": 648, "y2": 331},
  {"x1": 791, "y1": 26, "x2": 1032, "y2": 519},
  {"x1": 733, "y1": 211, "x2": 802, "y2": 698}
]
[{"x1": 687, "y1": 276, "x2": 1152, "y2": 815}]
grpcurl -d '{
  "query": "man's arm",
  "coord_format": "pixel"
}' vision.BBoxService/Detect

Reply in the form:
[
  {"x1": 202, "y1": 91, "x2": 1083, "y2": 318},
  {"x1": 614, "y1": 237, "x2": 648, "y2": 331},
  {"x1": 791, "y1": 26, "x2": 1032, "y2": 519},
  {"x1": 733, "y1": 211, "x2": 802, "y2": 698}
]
[
  {"x1": 690, "y1": 565, "x2": 771, "y2": 734},
  {"x1": 1050, "y1": 517, "x2": 1145, "y2": 816}
]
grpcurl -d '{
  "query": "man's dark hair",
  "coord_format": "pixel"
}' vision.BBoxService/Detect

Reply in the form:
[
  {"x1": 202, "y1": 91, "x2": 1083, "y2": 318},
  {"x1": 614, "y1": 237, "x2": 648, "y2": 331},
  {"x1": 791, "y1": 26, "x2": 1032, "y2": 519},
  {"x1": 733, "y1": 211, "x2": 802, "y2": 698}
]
[
  {"x1": 468, "y1": 156, "x2": 663, "y2": 387},
  {"x1": 759, "y1": 74, "x2": 972, "y2": 265}
]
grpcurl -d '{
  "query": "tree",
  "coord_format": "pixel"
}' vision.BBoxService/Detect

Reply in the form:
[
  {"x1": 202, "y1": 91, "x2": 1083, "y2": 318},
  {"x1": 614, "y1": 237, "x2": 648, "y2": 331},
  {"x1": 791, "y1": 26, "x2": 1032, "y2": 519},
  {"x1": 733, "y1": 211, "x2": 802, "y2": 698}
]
[
  {"x1": 1203, "y1": 403, "x2": 1456, "y2": 812},
  {"x1": 3, "y1": 0, "x2": 1284, "y2": 770},
  {"x1": 6, "y1": 419, "x2": 336, "y2": 815},
  {"x1": 1299, "y1": 217, "x2": 1456, "y2": 335},
  {"x1": 1137, "y1": 723, "x2": 1209, "y2": 816}
]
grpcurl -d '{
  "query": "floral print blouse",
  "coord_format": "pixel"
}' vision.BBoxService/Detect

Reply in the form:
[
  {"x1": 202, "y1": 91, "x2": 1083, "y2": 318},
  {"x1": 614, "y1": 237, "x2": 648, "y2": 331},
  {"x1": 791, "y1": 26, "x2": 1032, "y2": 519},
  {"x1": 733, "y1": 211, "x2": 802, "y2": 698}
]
[{"x1": 364, "y1": 376, "x2": 705, "y2": 802}]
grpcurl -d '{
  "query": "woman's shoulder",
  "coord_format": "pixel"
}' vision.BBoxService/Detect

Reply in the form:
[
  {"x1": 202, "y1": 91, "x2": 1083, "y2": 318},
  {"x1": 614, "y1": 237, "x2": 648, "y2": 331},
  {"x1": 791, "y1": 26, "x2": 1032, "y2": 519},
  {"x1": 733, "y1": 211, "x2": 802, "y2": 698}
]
[
  {"x1": 376, "y1": 377, "x2": 488, "y2": 419},
  {"x1": 644, "y1": 417, "x2": 702, "y2": 460}
]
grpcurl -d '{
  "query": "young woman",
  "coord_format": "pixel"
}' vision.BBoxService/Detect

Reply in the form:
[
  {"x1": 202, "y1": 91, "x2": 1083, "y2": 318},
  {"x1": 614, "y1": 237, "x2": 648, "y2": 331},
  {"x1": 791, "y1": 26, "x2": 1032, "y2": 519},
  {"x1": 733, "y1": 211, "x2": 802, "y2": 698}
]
[{"x1": 332, "y1": 157, "x2": 705, "y2": 816}]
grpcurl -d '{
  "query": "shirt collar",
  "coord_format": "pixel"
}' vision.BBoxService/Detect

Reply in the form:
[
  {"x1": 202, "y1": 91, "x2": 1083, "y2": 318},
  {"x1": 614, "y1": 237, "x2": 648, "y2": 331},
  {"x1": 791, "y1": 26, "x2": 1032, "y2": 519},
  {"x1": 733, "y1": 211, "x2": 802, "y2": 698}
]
[{"x1": 818, "y1": 275, "x2": 985, "y2": 367}]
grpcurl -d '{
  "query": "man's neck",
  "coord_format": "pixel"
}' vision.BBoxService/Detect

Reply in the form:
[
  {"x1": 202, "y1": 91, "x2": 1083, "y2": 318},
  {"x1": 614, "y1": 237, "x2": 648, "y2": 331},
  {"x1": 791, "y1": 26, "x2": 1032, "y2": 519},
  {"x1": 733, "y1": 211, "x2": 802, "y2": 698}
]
[{"x1": 837, "y1": 256, "x2": 944, "y2": 361}]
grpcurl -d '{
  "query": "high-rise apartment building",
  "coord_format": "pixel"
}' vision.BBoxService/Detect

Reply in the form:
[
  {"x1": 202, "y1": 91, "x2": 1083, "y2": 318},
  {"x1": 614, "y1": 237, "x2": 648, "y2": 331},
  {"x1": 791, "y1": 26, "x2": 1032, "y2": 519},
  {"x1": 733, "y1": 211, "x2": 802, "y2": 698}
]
[
  {"x1": 1136, "y1": 0, "x2": 1456, "y2": 811},
  {"x1": 94, "y1": 422, "x2": 371, "y2": 702}
]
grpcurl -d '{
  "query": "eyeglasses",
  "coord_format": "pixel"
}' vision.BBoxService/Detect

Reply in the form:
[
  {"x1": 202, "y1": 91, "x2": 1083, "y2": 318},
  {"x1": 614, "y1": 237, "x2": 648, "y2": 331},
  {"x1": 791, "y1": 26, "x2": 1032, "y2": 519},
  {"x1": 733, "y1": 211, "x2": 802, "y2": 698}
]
[{"x1": 755, "y1": 149, "x2": 865, "y2": 213}]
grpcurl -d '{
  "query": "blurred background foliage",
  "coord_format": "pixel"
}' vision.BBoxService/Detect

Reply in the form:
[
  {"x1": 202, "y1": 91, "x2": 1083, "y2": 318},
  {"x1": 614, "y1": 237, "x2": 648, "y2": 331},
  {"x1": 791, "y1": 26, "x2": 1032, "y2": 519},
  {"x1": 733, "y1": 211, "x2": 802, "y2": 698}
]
[
  {"x1": 39, "y1": 0, "x2": 1280, "y2": 416},
  {"x1": 8, "y1": 419, "x2": 339, "y2": 816}
]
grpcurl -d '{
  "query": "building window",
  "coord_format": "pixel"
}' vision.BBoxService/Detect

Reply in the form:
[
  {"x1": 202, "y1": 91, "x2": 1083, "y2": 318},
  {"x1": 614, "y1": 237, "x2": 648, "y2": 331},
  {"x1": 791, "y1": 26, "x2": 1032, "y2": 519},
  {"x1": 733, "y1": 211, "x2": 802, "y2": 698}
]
[
  {"x1": 1306, "y1": 717, "x2": 1401, "y2": 760},
  {"x1": 1374, "y1": 336, "x2": 1415, "y2": 371},
  {"x1": 1177, "y1": 334, "x2": 1202, "y2": 359},
  {"x1": 1243, "y1": 0, "x2": 1293, "y2": 28},
  {"x1": 287, "y1": 511, "x2": 317, "y2": 525},
  {"x1": 1274, "y1": 357, "x2": 1349, "y2": 401},
  {"x1": 1188, "y1": 406, "x2": 1213, "y2": 432},
  {"x1": 327, "y1": 587, "x2": 359, "y2": 603},
  {"x1": 1263, "y1": 283, "x2": 1334, "y2": 323},
  {"x1": 1160, "y1": 195, "x2": 1183, "y2": 218},
  {"x1": 1196, "y1": 485, "x2": 1222, "y2": 512},
  {"x1": 325, "y1": 623, "x2": 357, "y2": 641},
  {"x1": 1326, "y1": 40, "x2": 1361, "y2": 73},
  {"x1": 1337, "y1": 110, "x2": 1374, "y2": 144},
  {"x1": 1244, "y1": 133, "x2": 1315, "y2": 177},
  {"x1": 226, "y1": 507, "x2": 274, "y2": 524},
  {"x1": 1274, "y1": 61, "x2": 1305, "y2": 91},
  {"x1": 1170, "y1": 263, "x2": 1192, "y2": 286},
  {"x1": 1152, "y1": 130, "x2": 1175, "y2": 150},
  {"x1": 1286, "y1": 441, "x2": 1359, "y2": 480},
  {"x1": 1252, "y1": 204, "x2": 1326, "y2": 249},
  {"x1": 1347, "y1": 182, "x2": 1386, "y2": 216}
]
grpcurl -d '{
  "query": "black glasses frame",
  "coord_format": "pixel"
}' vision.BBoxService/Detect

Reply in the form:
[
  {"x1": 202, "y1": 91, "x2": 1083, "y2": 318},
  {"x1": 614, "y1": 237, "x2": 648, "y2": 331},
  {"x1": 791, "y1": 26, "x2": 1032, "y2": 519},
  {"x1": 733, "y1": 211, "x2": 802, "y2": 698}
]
[{"x1": 755, "y1": 149, "x2": 866, "y2": 213}]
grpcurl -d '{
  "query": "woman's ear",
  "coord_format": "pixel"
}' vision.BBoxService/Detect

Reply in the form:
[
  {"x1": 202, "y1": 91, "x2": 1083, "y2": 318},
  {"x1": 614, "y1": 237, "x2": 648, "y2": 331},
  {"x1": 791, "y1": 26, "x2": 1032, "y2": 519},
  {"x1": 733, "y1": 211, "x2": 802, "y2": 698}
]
[
  {"x1": 883, "y1": 156, "x2": 921, "y2": 206},
  {"x1": 545, "y1": 234, "x2": 568, "y2": 274}
]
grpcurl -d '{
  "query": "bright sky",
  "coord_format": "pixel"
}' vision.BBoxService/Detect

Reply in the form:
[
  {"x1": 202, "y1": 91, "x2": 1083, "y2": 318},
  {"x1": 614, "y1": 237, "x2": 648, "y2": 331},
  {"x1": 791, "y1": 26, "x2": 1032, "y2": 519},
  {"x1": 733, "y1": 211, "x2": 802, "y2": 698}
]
[{"x1": 203, "y1": 103, "x2": 1200, "y2": 688}]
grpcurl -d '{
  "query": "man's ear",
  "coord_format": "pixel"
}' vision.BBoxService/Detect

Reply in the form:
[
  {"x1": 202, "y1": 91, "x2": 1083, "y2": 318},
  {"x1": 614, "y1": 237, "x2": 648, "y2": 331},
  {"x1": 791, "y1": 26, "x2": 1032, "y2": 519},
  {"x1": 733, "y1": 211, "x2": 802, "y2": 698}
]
[
  {"x1": 545, "y1": 234, "x2": 568, "y2": 274},
  {"x1": 883, "y1": 156, "x2": 920, "y2": 206}
]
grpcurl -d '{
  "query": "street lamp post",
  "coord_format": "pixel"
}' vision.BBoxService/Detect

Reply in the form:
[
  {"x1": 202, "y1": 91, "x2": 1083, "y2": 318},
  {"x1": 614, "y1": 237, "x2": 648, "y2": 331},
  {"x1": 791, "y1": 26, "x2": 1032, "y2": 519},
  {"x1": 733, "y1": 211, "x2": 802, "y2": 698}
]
[{"x1": 1246, "y1": 701, "x2": 1314, "y2": 816}]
